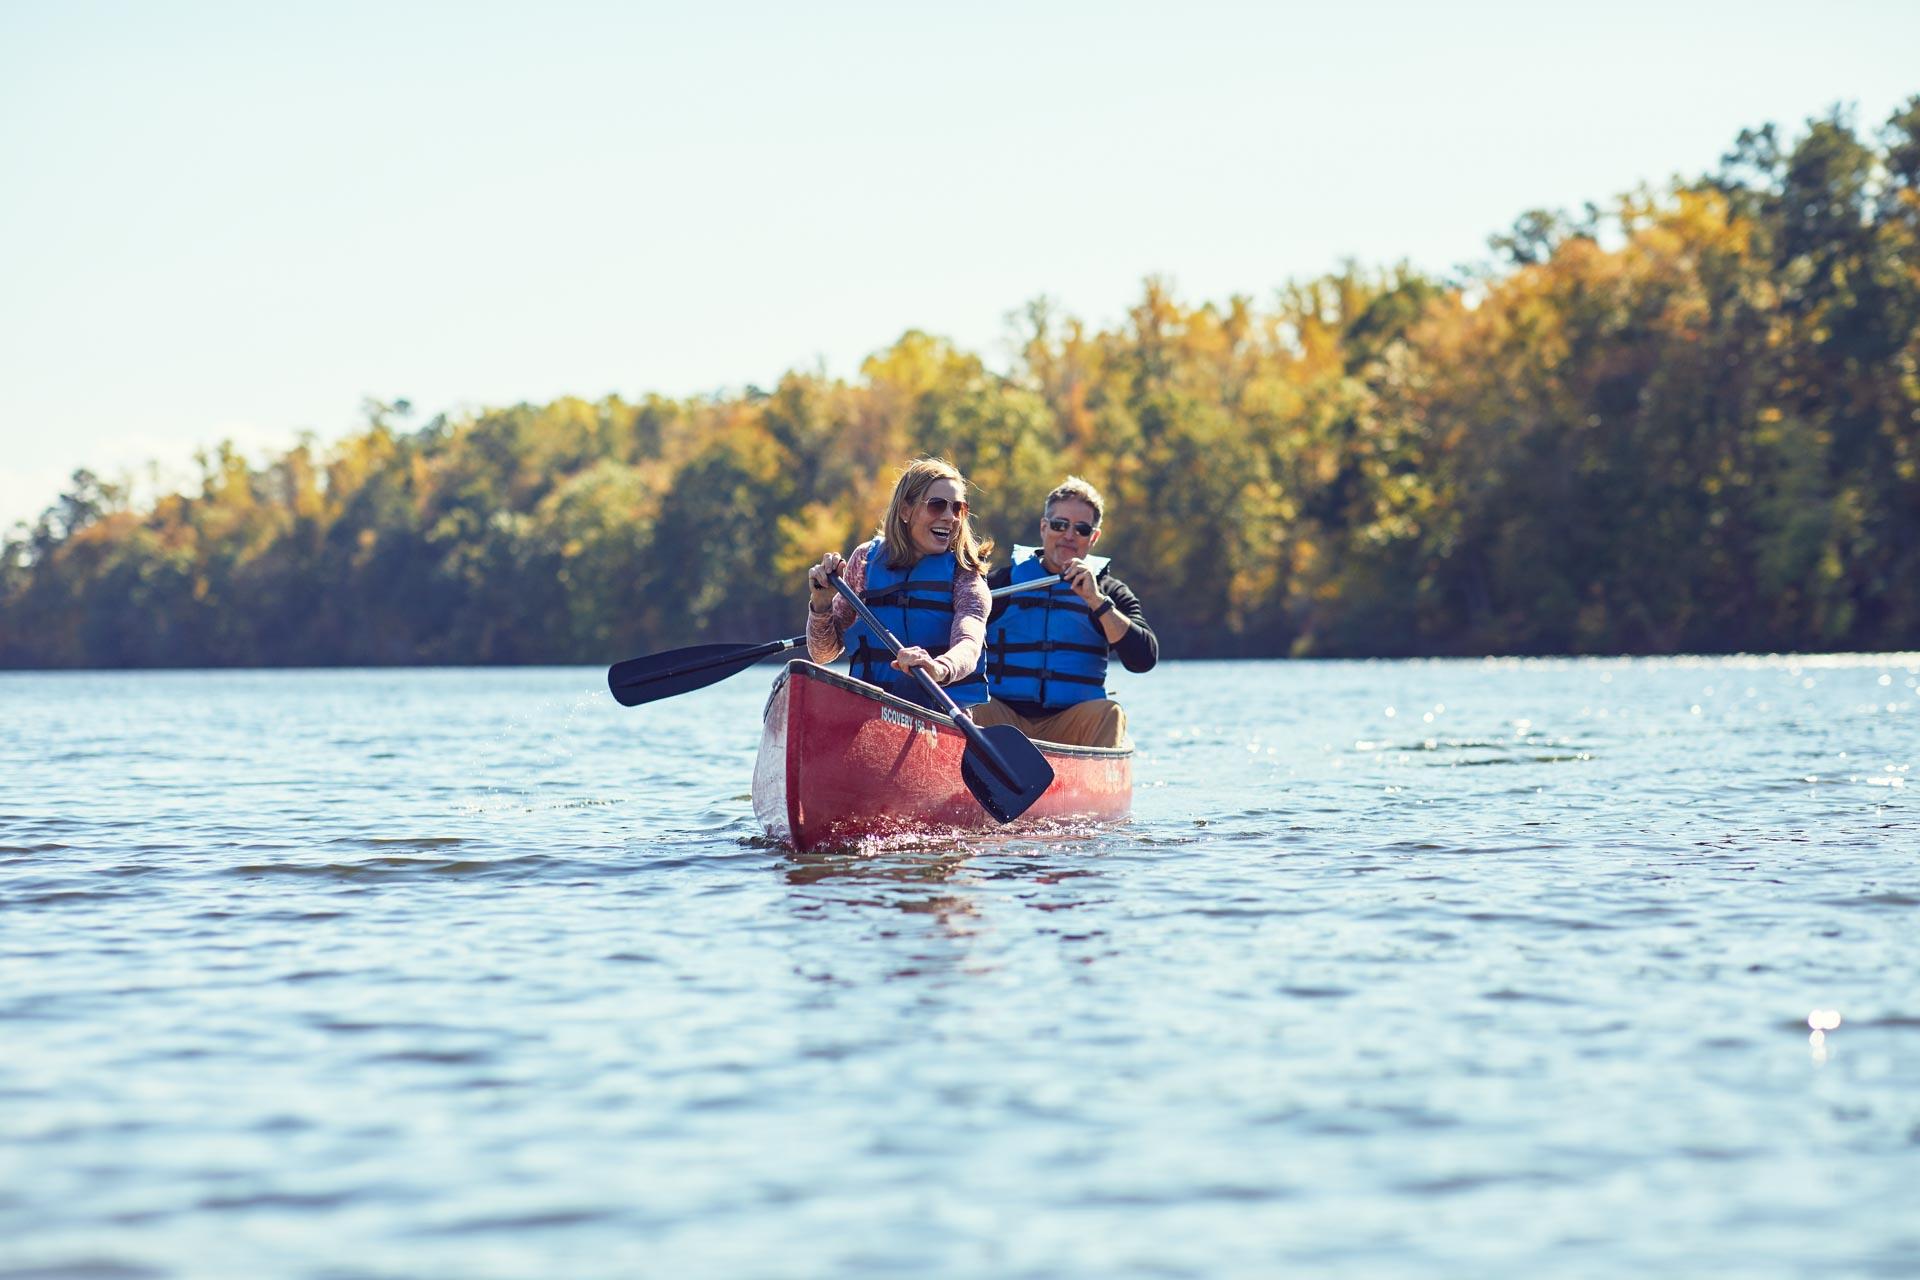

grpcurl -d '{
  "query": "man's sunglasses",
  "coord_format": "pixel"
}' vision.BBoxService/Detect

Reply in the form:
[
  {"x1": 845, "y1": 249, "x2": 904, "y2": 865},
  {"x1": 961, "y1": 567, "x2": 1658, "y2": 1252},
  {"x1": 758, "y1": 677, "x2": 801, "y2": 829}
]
[
  {"x1": 920, "y1": 496, "x2": 968, "y2": 518},
  {"x1": 1044, "y1": 517, "x2": 1097, "y2": 537}
]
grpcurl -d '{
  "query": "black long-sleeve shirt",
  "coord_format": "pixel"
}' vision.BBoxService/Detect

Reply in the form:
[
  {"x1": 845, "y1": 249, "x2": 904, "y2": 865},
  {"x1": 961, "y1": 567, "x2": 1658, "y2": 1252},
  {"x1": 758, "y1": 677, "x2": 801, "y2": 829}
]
[{"x1": 982, "y1": 564, "x2": 1158, "y2": 716}]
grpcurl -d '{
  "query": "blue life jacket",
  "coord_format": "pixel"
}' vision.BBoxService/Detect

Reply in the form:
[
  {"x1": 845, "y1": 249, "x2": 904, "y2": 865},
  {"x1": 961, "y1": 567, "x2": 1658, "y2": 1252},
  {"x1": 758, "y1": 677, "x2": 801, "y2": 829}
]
[
  {"x1": 985, "y1": 547, "x2": 1112, "y2": 709},
  {"x1": 843, "y1": 542, "x2": 989, "y2": 710}
]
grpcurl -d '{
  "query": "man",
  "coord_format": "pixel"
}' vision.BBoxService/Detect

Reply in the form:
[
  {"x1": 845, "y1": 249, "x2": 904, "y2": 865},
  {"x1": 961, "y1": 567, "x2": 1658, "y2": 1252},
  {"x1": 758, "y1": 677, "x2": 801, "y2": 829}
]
[{"x1": 972, "y1": 476, "x2": 1157, "y2": 748}]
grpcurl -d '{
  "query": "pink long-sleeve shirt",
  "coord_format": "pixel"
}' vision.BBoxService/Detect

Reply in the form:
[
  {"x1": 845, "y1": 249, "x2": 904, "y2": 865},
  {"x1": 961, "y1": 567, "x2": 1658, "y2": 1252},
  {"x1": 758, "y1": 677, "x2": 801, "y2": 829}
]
[{"x1": 806, "y1": 537, "x2": 989, "y2": 685}]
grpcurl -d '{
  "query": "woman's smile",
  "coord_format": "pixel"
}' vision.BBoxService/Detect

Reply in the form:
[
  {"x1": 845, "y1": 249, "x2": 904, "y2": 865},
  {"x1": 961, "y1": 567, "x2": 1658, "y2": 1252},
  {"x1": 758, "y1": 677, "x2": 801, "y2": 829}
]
[{"x1": 907, "y1": 480, "x2": 967, "y2": 556}]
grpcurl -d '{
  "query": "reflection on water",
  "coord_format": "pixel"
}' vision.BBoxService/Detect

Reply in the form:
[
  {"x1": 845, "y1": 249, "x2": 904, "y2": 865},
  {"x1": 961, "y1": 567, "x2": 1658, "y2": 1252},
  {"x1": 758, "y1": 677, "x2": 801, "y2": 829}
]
[
  {"x1": 783, "y1": 844, "x2": 977, "y2": 890},
  {"x1": 1, "y1": 657, "x2": 1916, "y2": 1278},
  {"x1": 785, "y1": 844, "x2": 984, "y2": 933}
]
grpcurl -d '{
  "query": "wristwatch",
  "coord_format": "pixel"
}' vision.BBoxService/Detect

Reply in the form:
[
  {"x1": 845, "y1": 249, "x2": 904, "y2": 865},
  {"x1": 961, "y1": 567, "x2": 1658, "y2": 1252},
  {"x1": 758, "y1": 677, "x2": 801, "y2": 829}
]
[{"x1": 1089, "y1": 597, "x2": 1114, "y2": 621}]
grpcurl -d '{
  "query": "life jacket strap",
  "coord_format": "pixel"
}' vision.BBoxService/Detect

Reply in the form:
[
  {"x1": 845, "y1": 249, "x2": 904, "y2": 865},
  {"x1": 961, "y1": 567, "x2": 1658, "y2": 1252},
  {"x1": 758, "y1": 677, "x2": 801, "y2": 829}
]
[
  {"x1": 983, "y1": 656, "x2": 1106, "y2": 687},
  {"x1": 863, "y1": 578, "x2": 953, "y2": 607},
  {"x1": 990, "y1": 639, "x2": 1108, "y2": 656},
  {"x1": 999, "y1": 593, "x2": 1091, "y2": 615}
]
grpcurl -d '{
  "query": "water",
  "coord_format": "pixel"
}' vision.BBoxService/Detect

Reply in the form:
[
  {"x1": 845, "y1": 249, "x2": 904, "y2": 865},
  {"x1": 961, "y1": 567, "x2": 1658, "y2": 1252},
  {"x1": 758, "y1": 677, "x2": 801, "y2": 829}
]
[{"x1": 3, "y1": 656, "x2": 1917, "y2": 1278}]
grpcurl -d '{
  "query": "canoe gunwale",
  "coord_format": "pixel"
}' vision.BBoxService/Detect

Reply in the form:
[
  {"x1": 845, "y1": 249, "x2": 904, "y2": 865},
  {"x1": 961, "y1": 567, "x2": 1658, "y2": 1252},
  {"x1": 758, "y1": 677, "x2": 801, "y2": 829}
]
[{"x1": 763, "y1": 659, "x2": 1135, "y2": 761}]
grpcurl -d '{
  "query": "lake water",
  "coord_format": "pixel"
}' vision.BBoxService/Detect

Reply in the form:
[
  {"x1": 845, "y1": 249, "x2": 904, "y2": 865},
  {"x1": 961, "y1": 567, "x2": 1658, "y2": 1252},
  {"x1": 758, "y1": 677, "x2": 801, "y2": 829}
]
[{"x1": 3, "y1": 656, "x2": 1917, "y2": 1278}]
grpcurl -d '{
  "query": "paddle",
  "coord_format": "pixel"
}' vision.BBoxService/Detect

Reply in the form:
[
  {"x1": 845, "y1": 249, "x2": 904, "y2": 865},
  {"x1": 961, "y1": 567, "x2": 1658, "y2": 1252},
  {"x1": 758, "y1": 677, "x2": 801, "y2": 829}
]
[
  {"x1": 605, "y1": 574, "x2": 1064, "y2": 709},
  {"x1": 826, "y1": 570, "x2": 1055, "y2": 824},
  {"x1": 606, "y1": 635, "x2": 807, "y2": 708}
]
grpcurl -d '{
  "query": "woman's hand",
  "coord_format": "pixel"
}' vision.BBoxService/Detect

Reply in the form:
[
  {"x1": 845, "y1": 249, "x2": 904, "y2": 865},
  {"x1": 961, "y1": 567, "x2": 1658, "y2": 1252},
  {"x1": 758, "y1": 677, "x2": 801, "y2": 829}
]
[
  {"x1": 890, "y1": 645, "x2": 942, "y2": 681},
  {"x1": 807, "y1": 552, "x2": 845, "y2": 613}
]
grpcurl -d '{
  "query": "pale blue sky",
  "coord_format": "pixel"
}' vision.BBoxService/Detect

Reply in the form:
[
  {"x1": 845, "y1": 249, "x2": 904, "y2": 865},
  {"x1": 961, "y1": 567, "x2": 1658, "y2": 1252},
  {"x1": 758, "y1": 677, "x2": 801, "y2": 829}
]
[{"x1": 3, "y1": 0, "x2": 1917, "y2": 529}]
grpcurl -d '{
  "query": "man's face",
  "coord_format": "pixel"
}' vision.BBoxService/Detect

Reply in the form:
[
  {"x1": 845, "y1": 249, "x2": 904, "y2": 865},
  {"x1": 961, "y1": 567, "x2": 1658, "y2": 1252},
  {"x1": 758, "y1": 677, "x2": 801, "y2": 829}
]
[{"x1": 1038, "y1": 498, "x2": 1101, "y2": 573}]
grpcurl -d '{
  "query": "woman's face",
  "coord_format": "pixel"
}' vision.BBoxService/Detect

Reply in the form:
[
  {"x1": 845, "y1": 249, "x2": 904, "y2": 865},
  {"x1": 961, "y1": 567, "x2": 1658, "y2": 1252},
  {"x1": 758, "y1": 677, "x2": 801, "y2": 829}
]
[{"x1": 899, "y1": 477, "x2": 968, "y2": 558}]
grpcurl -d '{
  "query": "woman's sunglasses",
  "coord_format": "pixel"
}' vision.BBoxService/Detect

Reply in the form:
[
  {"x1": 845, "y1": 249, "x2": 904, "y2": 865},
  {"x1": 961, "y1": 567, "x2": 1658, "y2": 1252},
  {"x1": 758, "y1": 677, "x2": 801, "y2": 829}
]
[
  {"x1": 1045, "y1": 517, "x2": 1097, "y2": 537},
  {"x1": 920, "y1": 496, "x2": 968, "y2": 518}
]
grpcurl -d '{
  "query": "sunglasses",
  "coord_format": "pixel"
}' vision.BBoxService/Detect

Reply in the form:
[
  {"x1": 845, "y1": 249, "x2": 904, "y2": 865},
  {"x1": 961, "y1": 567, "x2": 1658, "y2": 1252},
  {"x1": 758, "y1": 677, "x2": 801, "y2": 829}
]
[
  {"x1": 1044, "y1": 517, "x2": 1097, "y2": 537},
  {"x1": 920, "y1": 496, "x2": 968, "y2": 518}
]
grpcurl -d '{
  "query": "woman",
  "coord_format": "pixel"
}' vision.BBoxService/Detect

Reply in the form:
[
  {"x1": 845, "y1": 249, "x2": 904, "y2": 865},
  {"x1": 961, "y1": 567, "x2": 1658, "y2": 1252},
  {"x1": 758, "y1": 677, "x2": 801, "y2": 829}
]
[{"x1": 805, "y1": 457, "x2": 993, "y2": 711}]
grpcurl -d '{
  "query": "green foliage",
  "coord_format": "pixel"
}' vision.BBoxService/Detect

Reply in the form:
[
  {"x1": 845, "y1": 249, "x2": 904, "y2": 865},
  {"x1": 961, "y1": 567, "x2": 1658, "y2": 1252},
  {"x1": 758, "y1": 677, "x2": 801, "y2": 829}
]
[{"x1": 4, "y1": 100, "x2": 1919, "y2": 666}]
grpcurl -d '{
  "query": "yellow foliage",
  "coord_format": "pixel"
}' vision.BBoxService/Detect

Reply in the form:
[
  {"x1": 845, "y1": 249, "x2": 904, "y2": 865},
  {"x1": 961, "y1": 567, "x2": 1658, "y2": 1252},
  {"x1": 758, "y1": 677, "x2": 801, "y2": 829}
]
[{"x1": 774, "y1": 501, "x2": 862, "y2": 582}]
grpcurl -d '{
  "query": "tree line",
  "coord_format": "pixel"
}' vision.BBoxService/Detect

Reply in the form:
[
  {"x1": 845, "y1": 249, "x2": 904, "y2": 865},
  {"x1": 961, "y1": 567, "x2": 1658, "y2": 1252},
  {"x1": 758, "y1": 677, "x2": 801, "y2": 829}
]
[{"x1": 4, "y1": 101, "x2": 1917, "y2": 667}]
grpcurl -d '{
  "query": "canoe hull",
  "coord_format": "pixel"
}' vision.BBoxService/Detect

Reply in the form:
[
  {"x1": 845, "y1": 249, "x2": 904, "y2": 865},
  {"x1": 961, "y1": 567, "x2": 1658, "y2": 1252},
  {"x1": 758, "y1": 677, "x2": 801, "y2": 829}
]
[{"x1": 752, "y1": 660, "x2": 1133, "y2": 851}]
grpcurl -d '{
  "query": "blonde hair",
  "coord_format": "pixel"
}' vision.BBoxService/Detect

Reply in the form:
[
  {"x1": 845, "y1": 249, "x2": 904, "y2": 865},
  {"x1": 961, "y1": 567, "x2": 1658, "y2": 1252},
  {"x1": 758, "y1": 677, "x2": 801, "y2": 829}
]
[
  {"x1": 1043, "y1": 475, "x2": 1105, "y2": 526},
  {"x1": 876, "y1": 456, "x2": 993, "y2": 573}
]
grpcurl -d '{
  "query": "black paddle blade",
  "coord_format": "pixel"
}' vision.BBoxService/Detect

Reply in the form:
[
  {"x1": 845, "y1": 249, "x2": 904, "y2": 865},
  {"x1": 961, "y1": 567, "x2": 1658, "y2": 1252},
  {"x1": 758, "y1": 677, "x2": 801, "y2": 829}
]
[
  {"x1": 958, "y1": 723, "x2": 1056, "y2": 823},
  {"x1": 607, "y1": 640, "x2": 790, "y2": 708}
]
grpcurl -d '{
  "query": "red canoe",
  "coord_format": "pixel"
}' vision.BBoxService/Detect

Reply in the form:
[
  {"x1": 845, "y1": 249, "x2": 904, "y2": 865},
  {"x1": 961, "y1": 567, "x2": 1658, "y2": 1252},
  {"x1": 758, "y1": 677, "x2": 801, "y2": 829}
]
[{"x1": 752, "y1": 660, "x2": 1133, "y2": 851}]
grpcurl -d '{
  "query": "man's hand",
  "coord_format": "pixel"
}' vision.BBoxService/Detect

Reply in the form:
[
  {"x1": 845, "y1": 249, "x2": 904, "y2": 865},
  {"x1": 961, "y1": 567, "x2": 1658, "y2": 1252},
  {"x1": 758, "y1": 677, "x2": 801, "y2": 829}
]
[{"x1": 1062, "y1": 557, "x2": 1105, "y2": 610}]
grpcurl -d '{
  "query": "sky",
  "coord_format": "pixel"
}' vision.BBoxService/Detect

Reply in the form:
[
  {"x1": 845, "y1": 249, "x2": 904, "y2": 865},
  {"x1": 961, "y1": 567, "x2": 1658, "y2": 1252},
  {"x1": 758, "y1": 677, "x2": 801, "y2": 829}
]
[{"x1": 3, "y1": 0, "x2": 1918, "y2": 531}]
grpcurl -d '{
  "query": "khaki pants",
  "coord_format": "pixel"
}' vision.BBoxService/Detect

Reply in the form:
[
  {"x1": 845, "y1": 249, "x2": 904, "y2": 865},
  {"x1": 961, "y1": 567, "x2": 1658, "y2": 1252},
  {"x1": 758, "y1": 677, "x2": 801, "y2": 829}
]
[{"x1": 968, "y1": 696, "x2": 1128, "y2": 749}]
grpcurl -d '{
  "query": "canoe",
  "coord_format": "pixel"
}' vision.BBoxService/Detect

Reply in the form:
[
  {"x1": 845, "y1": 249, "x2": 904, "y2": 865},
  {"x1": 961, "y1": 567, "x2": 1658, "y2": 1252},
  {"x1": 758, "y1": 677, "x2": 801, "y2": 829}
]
[{"x1": 753, "y1": 660, "x2": 1133, "y2": 850}]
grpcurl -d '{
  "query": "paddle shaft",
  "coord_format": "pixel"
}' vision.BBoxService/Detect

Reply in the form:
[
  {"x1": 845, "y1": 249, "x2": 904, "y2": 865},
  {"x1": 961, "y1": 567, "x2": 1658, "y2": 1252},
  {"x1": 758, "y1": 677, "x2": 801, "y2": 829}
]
[
  {"x1": 994, "y1": 572, "x2": 1063, "y2": 597},
  {"x1": 686, "y1": 576, "x2": 1052, "y2": 684},
  {"x1": 642, "y1": 579, "x2": 1051, "y2": 677},
  {"x1": 826, "y1": 572, "x2": 1021, "y2": 785},
  {"x1": 608, "y1": 574, "x2": 1068, "y2": 705}
]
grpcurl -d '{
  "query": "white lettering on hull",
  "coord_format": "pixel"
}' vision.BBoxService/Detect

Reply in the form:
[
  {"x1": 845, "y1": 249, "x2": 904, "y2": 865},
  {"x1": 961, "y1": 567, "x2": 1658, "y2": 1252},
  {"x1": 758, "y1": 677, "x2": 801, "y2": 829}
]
[{"x1": 880, "y1": 705, "x2": 938, "y2": 738}]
